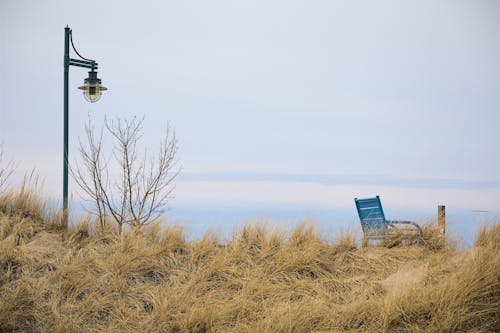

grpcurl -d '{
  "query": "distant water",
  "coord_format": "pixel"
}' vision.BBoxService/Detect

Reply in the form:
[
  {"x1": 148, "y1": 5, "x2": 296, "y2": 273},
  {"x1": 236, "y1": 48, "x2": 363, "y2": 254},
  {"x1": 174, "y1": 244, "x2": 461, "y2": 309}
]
[
  {"x1": 166, "y1": 202, "x2": 500, "y2": 247},
  {"x1": 68, "y1": 200, "x2": 499, "y2": 248}
]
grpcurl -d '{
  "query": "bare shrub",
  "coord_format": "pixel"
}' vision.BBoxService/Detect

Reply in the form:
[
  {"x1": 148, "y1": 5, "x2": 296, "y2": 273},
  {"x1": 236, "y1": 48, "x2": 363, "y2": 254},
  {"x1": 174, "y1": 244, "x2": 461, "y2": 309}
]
[
  {"x1": 0, "y1": 144, "x2": 15, "y2": 193},
  {"x1": 72, "y1": 116, "x2": 179, "y2": 234}
]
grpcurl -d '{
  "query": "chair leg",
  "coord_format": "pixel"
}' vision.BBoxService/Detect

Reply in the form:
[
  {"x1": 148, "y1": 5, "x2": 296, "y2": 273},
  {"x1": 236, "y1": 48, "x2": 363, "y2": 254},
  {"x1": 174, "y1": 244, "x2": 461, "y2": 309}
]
[{"x1": 362, "y1": 237, "x2": 368, "y2": 248}]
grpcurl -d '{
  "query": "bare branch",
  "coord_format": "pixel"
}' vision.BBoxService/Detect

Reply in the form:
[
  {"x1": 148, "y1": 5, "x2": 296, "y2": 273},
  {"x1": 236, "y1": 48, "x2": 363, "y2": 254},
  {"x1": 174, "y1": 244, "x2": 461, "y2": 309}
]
[
  {"x1": 0, "y1": 143, "x2": 16, "y2": 193},
  {"x1": 71, "y1": 115, "x2": 179, "y2": 234}
]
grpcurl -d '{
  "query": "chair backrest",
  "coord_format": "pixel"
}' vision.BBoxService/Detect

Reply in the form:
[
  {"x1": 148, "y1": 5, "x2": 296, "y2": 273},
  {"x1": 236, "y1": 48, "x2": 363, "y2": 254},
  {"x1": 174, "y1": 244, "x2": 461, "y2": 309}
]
[{"x1": 354, "y1": 196, "x2": 387, "y2": 237}]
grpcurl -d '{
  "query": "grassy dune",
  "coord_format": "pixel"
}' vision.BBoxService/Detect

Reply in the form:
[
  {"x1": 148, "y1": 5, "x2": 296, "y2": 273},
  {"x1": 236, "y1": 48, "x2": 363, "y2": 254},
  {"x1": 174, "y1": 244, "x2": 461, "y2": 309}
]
[{"x1": 0, "y1": 188, "x2": 499, "y2": 332}]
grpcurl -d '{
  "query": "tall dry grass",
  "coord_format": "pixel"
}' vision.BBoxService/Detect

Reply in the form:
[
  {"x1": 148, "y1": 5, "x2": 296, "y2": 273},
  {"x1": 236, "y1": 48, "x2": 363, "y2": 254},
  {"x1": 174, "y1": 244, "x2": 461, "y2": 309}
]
[{"x1": 0, "y1": 189, "x2": 499, "y2": 332}]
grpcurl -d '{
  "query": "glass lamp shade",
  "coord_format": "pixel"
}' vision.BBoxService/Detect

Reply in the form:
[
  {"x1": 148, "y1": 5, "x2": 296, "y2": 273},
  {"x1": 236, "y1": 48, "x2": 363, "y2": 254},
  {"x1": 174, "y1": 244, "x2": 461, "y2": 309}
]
[{"x1": 78, "y1": 70, "x2": 107, "y2": 103}]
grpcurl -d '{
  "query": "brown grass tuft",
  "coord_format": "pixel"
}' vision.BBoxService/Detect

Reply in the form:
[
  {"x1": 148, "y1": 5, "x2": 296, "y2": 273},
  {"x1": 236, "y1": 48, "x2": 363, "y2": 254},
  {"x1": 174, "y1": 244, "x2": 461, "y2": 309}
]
[{"x1": 475, "y1": 223, "x2": 500, "y2": 249}]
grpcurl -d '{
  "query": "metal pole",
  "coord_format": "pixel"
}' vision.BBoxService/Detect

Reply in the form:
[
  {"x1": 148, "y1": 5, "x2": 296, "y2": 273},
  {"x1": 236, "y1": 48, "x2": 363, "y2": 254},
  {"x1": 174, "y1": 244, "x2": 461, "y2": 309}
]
[{"x1": 63, "y1": 26, "x2": 70, "y2": 228}]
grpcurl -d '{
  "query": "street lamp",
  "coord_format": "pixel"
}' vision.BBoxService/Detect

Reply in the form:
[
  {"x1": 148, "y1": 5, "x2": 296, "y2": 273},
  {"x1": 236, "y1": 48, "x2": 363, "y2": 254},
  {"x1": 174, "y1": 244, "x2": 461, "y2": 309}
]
[
  {"x1": 78, "y1": 69, "x2": 107, "y2": 102},
  {"x1": 63, "y1": 26, "x2": 107, "y2": 226}
]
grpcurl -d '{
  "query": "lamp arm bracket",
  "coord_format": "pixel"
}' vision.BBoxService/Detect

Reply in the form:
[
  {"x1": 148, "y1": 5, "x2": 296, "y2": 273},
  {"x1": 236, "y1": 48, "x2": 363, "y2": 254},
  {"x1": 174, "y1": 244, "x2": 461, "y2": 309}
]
[
  {"x1": 69, "y1": 29, "x2": 96, "y2": 62},
  {"x1": 69, "y1": 58, "x2": 98, "y2": 69}
]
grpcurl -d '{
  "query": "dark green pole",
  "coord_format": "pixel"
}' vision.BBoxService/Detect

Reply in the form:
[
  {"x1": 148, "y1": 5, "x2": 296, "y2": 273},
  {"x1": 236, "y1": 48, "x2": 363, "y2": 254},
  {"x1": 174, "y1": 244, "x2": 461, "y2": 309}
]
[
  {"x1": 62, "y1": 26, "x2": 105, "y2": 227},
  {"x1": 63, "y1": 26, "x2": 70, "y2": 228}
]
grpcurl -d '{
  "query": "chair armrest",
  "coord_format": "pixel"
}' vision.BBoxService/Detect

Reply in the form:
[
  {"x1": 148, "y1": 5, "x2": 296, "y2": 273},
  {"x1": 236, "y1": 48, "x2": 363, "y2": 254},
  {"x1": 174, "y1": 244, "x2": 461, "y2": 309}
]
[
  {"x1": 387, "y1": 221, "x2": 423, "y2": 237},
  {"x1": 387, "y1": 220, "x2": 412, "y2": 224}
]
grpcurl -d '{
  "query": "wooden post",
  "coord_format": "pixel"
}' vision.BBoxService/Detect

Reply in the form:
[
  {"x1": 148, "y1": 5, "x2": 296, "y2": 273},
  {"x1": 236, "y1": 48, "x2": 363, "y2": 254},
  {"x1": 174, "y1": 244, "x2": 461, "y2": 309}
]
[{"x1": 438, "y1": 205, "x2": 445, "y2": 236}]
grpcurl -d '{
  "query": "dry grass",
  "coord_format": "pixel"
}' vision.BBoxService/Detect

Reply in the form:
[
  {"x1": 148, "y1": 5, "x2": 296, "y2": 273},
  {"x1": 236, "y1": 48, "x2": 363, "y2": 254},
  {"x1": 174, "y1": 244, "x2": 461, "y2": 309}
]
[{"x1": 0, "y1": 190, "x2": 499, "y2": 332}]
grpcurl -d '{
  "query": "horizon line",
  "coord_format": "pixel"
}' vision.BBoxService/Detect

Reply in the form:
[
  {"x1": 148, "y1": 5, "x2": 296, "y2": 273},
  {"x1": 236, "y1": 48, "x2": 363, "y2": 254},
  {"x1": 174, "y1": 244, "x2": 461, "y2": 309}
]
[{"x1": 178, "y1": 172, "x2": 500, "y2": 190}]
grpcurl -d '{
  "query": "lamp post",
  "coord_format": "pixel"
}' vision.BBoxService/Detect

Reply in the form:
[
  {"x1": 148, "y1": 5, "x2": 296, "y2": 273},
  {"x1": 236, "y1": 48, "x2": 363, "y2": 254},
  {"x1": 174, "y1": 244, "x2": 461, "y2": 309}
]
[{"x1": 63, "y1": 26, "x2": 107, "y2": 227}]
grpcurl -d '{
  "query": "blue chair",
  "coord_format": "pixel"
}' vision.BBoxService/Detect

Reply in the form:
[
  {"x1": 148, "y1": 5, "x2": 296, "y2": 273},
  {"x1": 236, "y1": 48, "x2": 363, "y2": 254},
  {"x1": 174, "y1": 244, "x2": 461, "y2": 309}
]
[{"x1": 354, "y1": 195, "x2": 422, "y2": 246}]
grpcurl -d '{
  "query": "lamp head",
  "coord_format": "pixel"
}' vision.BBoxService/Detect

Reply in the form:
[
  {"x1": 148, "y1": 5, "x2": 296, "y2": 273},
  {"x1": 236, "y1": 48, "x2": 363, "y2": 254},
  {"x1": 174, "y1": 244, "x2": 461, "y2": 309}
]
[{"x1": 78, "y1": 69, "x2": 107, "y2": 103}]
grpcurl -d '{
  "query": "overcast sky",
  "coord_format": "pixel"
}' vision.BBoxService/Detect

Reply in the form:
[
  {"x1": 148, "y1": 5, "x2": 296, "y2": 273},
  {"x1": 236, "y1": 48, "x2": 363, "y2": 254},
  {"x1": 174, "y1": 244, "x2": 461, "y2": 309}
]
[{"x1": 1, "y1": 0, "x2": 499, "y2": 226}]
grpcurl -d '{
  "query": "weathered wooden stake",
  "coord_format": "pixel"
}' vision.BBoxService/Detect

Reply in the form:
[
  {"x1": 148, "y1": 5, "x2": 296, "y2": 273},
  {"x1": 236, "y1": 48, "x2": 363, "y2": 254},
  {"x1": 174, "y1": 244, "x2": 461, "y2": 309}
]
[{"x1": 438, "y1": 205, "x2": 446, "y2": 236}]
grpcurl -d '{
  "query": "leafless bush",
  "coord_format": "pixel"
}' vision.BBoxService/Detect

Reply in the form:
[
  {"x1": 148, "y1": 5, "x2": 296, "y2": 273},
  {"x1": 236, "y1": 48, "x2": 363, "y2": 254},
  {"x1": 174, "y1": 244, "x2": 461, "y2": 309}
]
[
  {"x1": 0, "y1": 144, "x2": 15, "y2": 193},
  {"x1": 72, "y1": 116, "x2": 179, "y2": 234}
]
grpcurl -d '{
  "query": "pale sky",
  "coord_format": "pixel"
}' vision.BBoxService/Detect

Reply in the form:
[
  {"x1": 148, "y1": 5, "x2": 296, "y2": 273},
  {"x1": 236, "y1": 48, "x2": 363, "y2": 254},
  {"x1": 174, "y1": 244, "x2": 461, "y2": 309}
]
[{"x1": 1, "y1": 0, "x2": 499, "y2": 230}]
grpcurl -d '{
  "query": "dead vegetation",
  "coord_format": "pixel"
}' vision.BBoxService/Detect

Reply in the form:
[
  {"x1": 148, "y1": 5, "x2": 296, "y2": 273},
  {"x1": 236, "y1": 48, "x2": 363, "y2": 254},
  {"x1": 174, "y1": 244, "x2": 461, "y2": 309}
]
[{"x1": 0, "y1": 189, "x2": 499, "y2": 332}]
